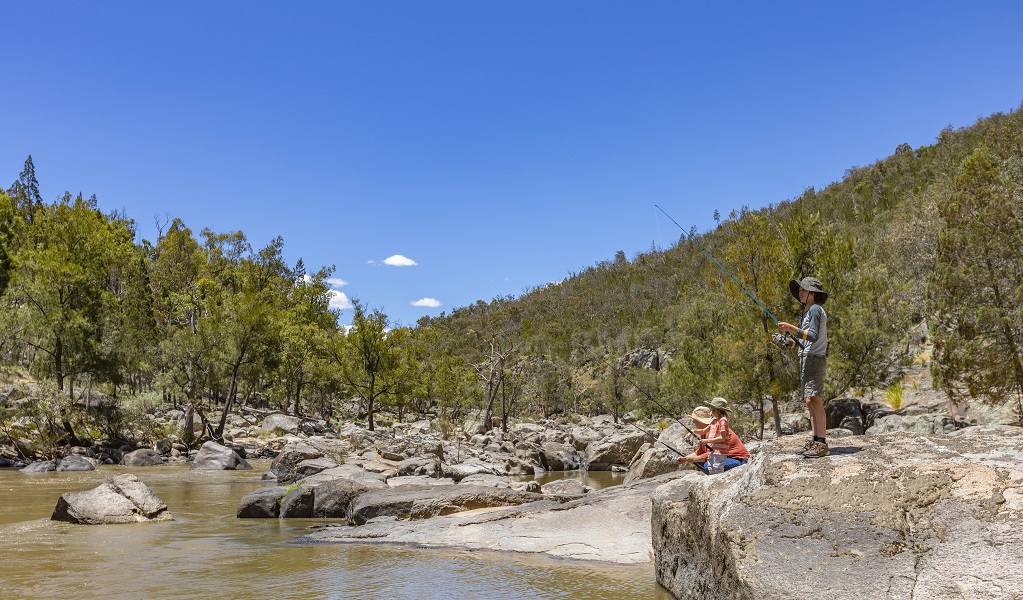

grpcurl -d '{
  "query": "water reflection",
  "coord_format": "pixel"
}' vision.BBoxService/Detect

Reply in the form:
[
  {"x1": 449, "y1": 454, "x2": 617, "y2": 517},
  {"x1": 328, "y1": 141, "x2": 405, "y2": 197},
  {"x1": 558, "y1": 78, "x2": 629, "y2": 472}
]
[
  {"x1": 0, "y1": 464, "x2": 670, "y2": 599},
  {"x1": 521, "y1": 469, "x2": 626, "y2": 491}
]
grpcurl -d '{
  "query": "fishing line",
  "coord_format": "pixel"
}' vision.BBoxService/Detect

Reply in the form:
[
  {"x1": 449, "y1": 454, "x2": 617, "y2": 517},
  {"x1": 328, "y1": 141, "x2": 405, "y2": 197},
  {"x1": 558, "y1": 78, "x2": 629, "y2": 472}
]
[
  {"x1": 629, "y1": 422, "x2": 688, "y2": 457},
  {"x1": 654, "y1": 204, "x2": 779, "y2": 324},
  {"x1": 625, "y1": 375, "x2": 697, "y2": 437}
]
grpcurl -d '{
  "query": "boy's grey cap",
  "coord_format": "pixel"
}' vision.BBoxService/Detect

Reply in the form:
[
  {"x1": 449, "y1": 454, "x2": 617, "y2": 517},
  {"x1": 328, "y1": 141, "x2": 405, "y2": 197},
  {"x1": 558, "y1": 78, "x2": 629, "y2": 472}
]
[{"x1": 790, "y1": 277, "x2": 829, "y2": 304}]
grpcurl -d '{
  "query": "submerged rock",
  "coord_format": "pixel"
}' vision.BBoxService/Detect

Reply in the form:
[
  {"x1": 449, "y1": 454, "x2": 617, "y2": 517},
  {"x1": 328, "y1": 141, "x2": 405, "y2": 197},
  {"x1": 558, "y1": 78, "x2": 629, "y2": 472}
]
[
  {"x1": 51, "y1": 474, "x2": 172, "y2": 524},
  {"x1": 652, "y1": 426, "x2": 1023, "y2": 600}
]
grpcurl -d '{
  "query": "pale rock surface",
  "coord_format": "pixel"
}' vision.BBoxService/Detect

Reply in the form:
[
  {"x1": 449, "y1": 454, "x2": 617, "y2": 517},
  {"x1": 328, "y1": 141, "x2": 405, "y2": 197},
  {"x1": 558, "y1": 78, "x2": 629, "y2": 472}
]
[
  {"x1": 652, "y1": 426, "x2": 1023, "y2": 600},
  {"x1": 307, "y1": 471, "x2": 687, "y2": 563}
]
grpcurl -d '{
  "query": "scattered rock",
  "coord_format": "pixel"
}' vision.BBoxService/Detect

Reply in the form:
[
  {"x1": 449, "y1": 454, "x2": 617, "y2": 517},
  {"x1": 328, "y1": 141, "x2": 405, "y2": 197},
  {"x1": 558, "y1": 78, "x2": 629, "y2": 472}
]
[
  {"x1": 191, "y1": 441, "x2": 252, "y2": 470},
  {"x1": 444, "y1": 458, "x2": 507, "y2": 482},
  {"x1": 540, "y1": 478, "x2": 588, "y2": 496},
  {"x1": 57, "y1": 455, "x2": 97, "y2": 472},
  {"x1": 121, "y1": 448, "x2": 164, "y2": 467},
  {"x1": 261, "y1": 413, "x2": 302, "y2": 435}
]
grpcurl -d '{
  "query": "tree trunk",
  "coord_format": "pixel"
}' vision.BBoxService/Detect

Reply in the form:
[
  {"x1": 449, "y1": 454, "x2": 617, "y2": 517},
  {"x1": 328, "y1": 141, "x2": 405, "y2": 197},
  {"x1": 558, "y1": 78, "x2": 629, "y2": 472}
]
[{"x1": 216, "y1": 358, "x2": 243, "y2": 438}]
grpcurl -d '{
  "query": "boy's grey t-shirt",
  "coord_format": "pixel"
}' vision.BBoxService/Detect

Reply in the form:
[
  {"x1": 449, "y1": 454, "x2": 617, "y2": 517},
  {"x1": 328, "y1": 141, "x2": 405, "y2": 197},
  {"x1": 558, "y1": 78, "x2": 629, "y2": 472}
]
[{"x1": 798, "y1": 304, "x2": 828, "y2": 357}]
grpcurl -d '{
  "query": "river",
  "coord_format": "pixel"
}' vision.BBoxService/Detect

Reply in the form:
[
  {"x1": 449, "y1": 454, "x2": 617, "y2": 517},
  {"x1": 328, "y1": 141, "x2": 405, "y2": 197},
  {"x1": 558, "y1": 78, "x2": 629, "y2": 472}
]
[{"x1": 0, "y1": 463, "x2": 672, "y2": 599}]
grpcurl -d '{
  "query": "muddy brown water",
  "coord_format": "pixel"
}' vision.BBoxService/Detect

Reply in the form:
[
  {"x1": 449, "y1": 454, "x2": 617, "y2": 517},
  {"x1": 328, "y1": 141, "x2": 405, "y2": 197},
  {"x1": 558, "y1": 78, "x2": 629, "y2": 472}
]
[{"x1": 0, "y1": 463, "x2": 672, "y2": 599}]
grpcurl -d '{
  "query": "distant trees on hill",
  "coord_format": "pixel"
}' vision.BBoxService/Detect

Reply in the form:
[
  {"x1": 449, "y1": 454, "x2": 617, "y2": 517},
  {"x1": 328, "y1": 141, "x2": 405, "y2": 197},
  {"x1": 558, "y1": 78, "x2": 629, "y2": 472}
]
[{"x1": 1, "y1": 102, "x2": 1021, "y2": 448}]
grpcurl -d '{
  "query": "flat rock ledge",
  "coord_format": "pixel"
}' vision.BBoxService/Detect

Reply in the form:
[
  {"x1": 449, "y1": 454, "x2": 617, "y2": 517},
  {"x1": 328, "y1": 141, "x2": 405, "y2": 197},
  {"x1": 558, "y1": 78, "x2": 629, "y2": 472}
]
[
  {"x1": 652, "y1": 426, "x2": 1023, "y2": 600},
  {"x1": 306, "y1": 470, "x2": 688, "y2": 564},
  {"x1": 51, "y1": 474, "x2": 173, "y2": 525}
]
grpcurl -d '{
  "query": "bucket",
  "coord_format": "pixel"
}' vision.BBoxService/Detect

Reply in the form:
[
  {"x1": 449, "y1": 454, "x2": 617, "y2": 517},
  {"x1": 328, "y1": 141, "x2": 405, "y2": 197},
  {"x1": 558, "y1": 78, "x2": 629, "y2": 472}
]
[{"x1": 707, "y1": 452, "x2": 726, "y2": 474}]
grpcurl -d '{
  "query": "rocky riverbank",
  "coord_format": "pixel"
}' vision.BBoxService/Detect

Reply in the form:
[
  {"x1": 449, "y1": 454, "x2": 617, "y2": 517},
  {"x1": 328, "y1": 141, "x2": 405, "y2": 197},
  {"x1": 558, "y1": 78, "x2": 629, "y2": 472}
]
[{"x1": 652, "y1": 425, "x2": 1023, "y2": 599}]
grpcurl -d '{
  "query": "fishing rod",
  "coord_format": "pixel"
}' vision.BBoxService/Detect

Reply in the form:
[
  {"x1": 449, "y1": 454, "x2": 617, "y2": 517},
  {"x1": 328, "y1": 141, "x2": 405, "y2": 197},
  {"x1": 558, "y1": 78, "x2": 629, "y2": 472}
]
[
  {"x1": 629, "y1": 422, "x2": 687, "y2": 457},
  {"x1": 625, "y1": 375, "x2": 697, "y2": 437},
  {"x1": 655, "y1": 204, "x2": 779, "y2": 324}
]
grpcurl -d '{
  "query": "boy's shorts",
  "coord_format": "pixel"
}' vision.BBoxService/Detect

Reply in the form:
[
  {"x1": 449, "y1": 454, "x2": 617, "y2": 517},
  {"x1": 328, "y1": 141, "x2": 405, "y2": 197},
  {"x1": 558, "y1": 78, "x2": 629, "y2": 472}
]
[{"x1": 800, "y1": 354, "x2": 826, "y2": 398}]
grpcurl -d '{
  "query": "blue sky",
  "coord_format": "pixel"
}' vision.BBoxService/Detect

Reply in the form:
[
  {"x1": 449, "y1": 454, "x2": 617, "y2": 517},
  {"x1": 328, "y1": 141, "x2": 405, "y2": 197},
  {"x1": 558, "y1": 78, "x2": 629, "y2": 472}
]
[{"x1": 3, "y1": 1, "x2": 1022, "y2": 326}]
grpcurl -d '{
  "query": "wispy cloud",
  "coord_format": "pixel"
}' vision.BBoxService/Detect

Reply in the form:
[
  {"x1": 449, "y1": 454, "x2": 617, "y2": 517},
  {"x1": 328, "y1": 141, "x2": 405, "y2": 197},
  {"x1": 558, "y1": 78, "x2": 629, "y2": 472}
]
[
  {"x1": 411, "y1": 297, "x2": 441, "y2": 308},
  {"x1": 326, "y1": 277, "x2": 348, "y2": 288},
  {"x1": 329, "y1": 290, "x2": 353, "y2": 311},
  {"x1": 383, "y1": 254, "x2": 417, "y2": 267}
]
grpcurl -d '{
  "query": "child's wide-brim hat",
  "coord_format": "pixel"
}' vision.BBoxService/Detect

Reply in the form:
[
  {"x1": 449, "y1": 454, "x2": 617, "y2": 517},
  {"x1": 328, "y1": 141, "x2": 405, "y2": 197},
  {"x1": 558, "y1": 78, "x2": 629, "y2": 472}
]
[
  {"x1": 705, "y1": 397, "x2": 731, "y2": 413},
  {"x1": 789, "y1": 277, "x2": 829, "y2": 304},
  {"x1": 689, "y1": 406, "x2": 713, "y2": 426}
]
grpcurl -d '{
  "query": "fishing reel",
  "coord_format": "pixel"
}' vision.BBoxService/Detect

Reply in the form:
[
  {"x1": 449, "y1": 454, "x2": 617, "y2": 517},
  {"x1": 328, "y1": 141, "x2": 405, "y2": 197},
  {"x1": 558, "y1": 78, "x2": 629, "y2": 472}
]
[{"x1": 771, "y1": 332, "x2": 796, "y2": 349}]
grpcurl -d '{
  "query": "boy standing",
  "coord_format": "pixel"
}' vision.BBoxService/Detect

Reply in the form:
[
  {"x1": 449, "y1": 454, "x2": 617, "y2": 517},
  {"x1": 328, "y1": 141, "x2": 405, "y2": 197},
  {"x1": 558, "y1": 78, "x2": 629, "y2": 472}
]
[{"x1": 777, "y1": 277, "x2": 830, "y2": 458}]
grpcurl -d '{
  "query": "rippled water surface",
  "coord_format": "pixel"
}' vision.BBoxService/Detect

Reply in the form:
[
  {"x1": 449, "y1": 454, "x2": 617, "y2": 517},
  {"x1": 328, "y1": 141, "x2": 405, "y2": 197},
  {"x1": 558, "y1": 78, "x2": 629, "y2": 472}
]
[{"x1": 0, "y1": 463, "x2": 671, "y2": 599}]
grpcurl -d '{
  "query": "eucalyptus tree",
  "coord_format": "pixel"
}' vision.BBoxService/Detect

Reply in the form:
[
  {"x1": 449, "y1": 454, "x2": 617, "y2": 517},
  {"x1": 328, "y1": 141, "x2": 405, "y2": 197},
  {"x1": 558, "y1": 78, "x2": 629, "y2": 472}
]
[
  {"x1": 201, "y1": 232, "x2": 291, "y2": 437},
  {"x1": 273, "y1": 260, "x2": 336, "y2": 416},
  {"x1": 3, "y1": 192, "x2": 135, "y2": 441},
  {"x1": 150, "y1": 219, "x2": 211, "y2": 439},
  {"x1": 325, "y1": 301, "x2": 409, "y2": 431},
  {"x1": 930, "y1": 146, "x2": 1023, "y2": 417},
  {"x1": 718, "y1": 206, "x2": 789, "y2": 437}
]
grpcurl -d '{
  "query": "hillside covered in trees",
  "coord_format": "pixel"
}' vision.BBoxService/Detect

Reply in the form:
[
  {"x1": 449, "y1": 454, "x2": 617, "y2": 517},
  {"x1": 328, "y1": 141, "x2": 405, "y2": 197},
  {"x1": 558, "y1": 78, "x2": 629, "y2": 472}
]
[{"x1": 2, "y1": 103, "x2": 1022, "y2": 452}]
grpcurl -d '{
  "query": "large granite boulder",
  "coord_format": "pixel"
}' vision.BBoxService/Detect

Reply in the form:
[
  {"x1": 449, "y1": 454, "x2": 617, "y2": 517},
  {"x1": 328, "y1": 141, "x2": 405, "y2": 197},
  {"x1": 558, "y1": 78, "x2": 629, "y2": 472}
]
[
  {"x1": 623, "y1": 446, "x2": 681, "y2": 485},
  {"x1": 584, "y1": 430, "x2": 648, "y2": 470},
  {"x1": 51, "y1": 474, "x2": 172, "y2": 524},
  {"x1": 348, "y1": 484, "x2": 546, "y2": 525},
  {"x1": 539, "y1": 441, "x2": 585, "y2": 471},
  {"x1": 312, "y1": 479, "x2": 374, "y2": 518},
  {"x1": 397, "y1": 455, "x2": 441, "y2": 477},
  {"x1": 652, "y1": 426, "x2": 1023, "y2": 600},
  {"x1": 280, "y1": 486, "x2": 315, "y2": 518},
  {"x1": 825, "y1": 397, "x2": 866, "y2": 434},
  {"x1": 191, "y1": 441, "x2": 252, "y2": 470},
  {"x1": 568, "y1": 426, "x2": 603, "y2": 451},
  {"x1": 291, "y1": 457, "x2": 340, "y2": 480},
  {"x1": 121, "y1": 448, "x2": 165, "y2": 467},
  {"x1": 237, "y1": 486, "x2": 288, "y2": 518},
  {"x1": 270, "y1": 442, "x2": 324, "y2": 482}
]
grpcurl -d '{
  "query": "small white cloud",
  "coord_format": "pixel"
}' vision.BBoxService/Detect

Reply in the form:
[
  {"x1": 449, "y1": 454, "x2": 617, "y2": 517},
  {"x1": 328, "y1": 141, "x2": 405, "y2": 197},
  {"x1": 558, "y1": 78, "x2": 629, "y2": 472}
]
[
  {"x1": 383, "y1": 254, "x2": 417, "y2": 267},
  {"x1": 326, "y1": 277, "x2": 348, "y2": 288},
  {"x1": 411, "y1": 298, "x2": 441, "y2": 308},
  {"x1": 328, "y1": 290, "x2": 353, "y2": 311},
  {"x1": 302, "y1": 274, "x2": 313, "y2": 283}
]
